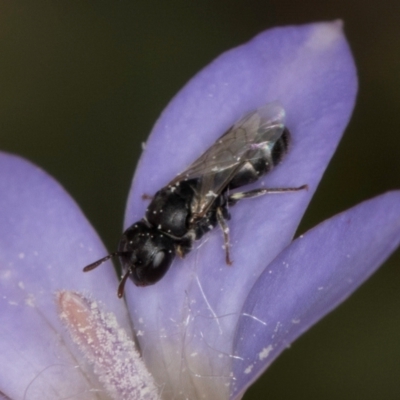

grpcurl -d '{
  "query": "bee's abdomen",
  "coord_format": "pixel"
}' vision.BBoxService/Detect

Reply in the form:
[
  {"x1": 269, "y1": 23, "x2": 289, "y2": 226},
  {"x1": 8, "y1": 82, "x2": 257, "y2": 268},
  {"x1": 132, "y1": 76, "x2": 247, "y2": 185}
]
[
  {"x1": 228, "y1": 127, "x2": 291, "y2": 190},
  {"x1": 271, "y1": 127, "x2": 291, "y2": 166}
]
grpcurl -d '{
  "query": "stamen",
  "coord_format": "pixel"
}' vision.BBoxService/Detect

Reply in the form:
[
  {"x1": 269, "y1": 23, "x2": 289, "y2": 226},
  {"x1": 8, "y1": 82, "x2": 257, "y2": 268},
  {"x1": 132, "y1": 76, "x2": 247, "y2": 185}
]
[{"x1": 57, "y1": 291, "x2": 159, "y2": 400}]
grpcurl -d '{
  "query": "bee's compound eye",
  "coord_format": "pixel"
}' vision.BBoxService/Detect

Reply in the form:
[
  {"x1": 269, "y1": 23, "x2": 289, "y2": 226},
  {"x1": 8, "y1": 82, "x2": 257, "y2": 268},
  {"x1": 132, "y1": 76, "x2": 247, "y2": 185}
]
[
  {"x1": 143, "y1": 249, "x2": 175, "y2": 285},
  {"x1": 130, "y1": 247, "x2": 176, "y2": 287},
  {"x1": 153, "y1": 250, "x2": 166, "y2": 268}
]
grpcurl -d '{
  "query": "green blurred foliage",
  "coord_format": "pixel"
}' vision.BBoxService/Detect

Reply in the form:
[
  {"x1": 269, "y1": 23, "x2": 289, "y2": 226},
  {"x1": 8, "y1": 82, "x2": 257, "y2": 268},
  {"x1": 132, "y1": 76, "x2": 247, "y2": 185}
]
[{"x1": 1, "y1": 1, "x2": 399, "y2": 399}]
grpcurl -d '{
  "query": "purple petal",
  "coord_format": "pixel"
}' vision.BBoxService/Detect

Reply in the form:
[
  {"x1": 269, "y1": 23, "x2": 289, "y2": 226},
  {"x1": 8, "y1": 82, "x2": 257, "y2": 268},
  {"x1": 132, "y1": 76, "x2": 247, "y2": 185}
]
[
  {"x1": 230, "y1": 191, "x2": 400, "y2": 399},
  {"x1": 124, "y1": 22, "x2": 357, "y2": 398},
  {"x1": 0, "y1": 152, "x2": 131, "y2": 398}
]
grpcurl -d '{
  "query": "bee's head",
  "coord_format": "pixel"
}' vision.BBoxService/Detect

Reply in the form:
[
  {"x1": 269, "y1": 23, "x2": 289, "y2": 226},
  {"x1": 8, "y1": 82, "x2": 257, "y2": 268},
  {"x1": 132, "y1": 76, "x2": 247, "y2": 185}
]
[
  {"x1": 118, "y1": 221, "x2": 176, "y2": 290},
  {"x1": 83, "y1": 220, "x2": 176, "y2": 298}
]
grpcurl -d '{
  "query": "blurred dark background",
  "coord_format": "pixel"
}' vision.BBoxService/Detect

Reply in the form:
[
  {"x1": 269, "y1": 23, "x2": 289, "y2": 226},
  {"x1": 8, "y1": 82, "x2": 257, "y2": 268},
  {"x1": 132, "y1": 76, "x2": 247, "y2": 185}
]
[{"x1": 1, "y1": 1, "x2": 399, "y2": 399}]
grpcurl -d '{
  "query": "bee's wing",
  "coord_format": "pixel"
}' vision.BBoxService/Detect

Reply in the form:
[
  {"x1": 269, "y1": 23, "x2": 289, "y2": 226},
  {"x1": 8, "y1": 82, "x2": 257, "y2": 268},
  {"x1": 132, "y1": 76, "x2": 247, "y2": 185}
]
[{"x1": 170, "y1": 102, "x2": 286, "y2": 217}]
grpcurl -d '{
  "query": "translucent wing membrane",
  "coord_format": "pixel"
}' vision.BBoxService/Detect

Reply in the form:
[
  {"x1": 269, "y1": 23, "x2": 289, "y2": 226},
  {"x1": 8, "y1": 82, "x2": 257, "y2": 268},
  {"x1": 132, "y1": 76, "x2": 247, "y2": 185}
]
[{"x1": 169, "y1": 102, "x2": 286, "y2": 218}]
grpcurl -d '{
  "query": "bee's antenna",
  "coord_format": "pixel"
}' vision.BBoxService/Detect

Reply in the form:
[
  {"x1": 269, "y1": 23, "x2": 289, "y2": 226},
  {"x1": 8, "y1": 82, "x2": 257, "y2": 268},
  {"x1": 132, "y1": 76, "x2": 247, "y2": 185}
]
[
  {"x1": 117, "y1": 270, "x2": 131, "y2": 298},
  {"x1": 83, "y1": 252, "x2": 127, "y2": 272}
]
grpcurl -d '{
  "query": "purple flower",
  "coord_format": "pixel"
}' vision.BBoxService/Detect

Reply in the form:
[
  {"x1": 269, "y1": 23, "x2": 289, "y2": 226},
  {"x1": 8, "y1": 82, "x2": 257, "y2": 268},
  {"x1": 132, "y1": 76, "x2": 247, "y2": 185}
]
[{"x1": 0, "y1": 21, "x2": 399, "y2": 400}]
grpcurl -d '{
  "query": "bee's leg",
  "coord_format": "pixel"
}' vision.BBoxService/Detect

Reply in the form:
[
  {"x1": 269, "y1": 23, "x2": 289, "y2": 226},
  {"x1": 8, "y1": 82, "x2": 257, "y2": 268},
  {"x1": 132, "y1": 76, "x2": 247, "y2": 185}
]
[
  {"x1": 228, "y1": 184, "x2": 308, "y2": 206},
  {"x1": 216, "y1": 207, "x2": 233, "y2": 265},
  {"x1": 141, "y1": 193, "x2": 153, "y2": 200}
]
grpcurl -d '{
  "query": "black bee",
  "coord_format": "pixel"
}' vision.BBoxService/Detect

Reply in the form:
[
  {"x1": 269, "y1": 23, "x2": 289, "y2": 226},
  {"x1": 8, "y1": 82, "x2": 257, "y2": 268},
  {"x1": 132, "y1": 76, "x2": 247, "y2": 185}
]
[{"x1": 84, "y1": 103, "x2": 307, "y2": 297}]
